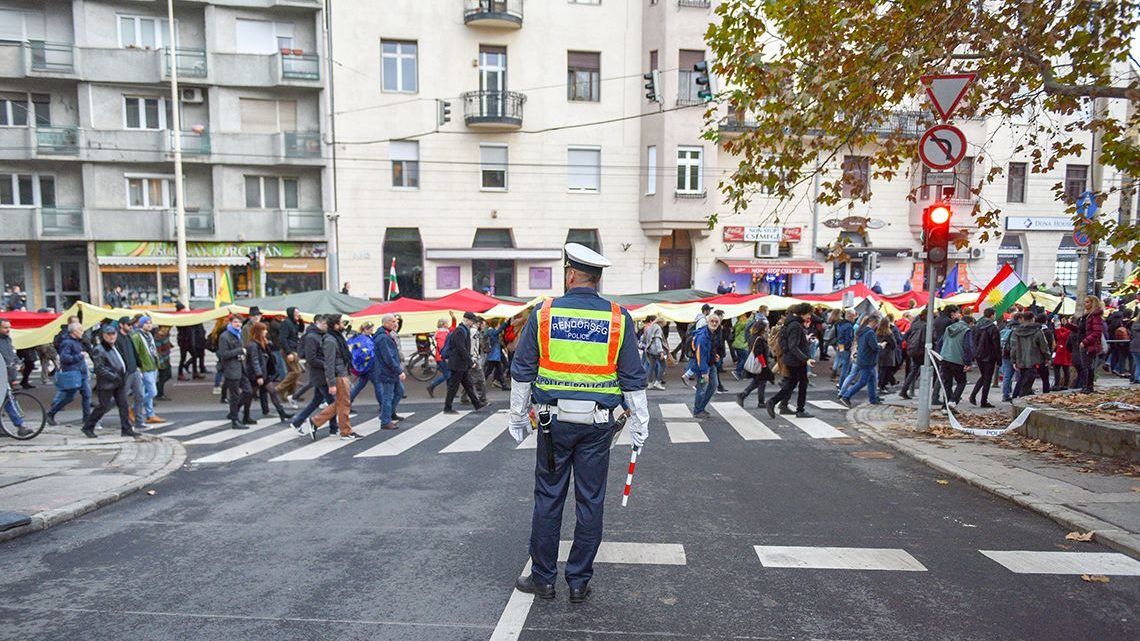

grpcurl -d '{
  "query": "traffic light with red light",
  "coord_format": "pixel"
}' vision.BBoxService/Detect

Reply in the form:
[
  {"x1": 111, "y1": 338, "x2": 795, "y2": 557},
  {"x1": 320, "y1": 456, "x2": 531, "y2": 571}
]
[{"x1": 923, "y1": 202, "x2": 952, "y2": 270}]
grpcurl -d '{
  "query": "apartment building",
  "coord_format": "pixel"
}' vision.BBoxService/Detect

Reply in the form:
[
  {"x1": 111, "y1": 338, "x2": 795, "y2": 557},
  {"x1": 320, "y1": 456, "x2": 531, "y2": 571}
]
[
  {"x1": 0, "y1": 0, "x2": 330, "y2": 310},
  {"x1": 331, "y1": 0, "x2": 1127, "y2": 300}
]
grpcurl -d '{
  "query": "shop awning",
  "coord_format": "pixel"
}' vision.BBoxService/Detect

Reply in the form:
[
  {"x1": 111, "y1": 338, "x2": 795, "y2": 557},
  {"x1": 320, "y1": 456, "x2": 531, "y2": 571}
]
[
  {"x1": 720, "y1": 259, "x2": 825, "y2": 275},
  {"x1": 425, "y1": 248, "x2": 563, "y2": 260},
  {"x1": 97, "y1": 256, "x2": 250, "y2": 267}
]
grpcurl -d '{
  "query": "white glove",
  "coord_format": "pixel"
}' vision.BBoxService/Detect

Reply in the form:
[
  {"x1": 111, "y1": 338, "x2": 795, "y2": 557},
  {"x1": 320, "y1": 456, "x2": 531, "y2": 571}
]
[
  {"x1": 623, "y1": 389, "x2": 650, "y2": 449},
  {"x1": 508, "y1": 380, "x2": 533, "y2": 444}
]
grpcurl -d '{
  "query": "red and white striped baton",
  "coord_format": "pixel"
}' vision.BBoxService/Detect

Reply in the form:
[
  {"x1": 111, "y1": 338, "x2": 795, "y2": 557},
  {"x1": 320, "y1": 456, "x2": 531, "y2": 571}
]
[{"x1": 621, "y1": 446, "x2": 639, "y2": 507}]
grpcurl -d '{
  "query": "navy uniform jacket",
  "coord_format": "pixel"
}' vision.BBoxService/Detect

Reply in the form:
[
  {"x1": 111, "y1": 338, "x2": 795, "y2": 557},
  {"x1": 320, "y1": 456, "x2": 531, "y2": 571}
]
[{"x1": 511, "y1": 286, "x2": 646, "y2": 409}]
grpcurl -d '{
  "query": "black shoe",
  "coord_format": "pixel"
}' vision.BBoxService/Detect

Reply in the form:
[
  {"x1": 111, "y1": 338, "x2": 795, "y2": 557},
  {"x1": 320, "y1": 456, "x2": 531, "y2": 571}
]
[
  {"x1": 838, "y1": 396, "x2": 852, "y2": 408},
  {"x1": 899, "y1": 391, "x2": 911, "y2": 400},
  {"x1": 156, "y1": 396, "x2": 172, "y2": 402},
  {"x1": 778, "y1": 405, "x2": 794, "y2": 415},
  {"x1": 81, "y1": 427, "x2": 97, "y2": 438},
  {"x1": 968, "y1": 396, "x2": 977, "y2": 406},
  {"x1": 515, "y1": 574, "x2": 555, "y2": 600},
  {"x1": 795, "y1": 411, "x2": 813, "y2": 418},
  {"x1": 16, "y1": 426, "x2": 33, "y2": 437},
  {"x1": 278, "y1": 412, "x2": 294, "y2": 421},
  {"x1": 980, "y1": 402, "x2": 995, "y2": 408},
  {"x1": 735, "y1": 393, "x2": 745, "y2": 407},
  {"x1": 569, "y1": 583, "x2": 592, "y2": 604},
  {"x1": 231, "y1": 420, "x2": 248, "y2": 430},
  {"x1": 391, "y1": 414, "x2": 405, "y2": 421},
  {"x1": 443, "y1": 408, "x2": 458, "y2": 414},
  {"x1": 242, "y1": 417, "x2": 257, "y2": 425},
  {"x1": 121, "y1": 429, "x2": 141, "y2": 437},
  {"x1": 765, "y1": 398, "x2": 777, "y2": 419},
  {"x1": 308, "y1": 419, "x2": 319, "y2": 441},
  {"x1": 46, "y1": 413, "x2": 57, "y2": 426},
  {"x1": 20, "y1": 382, "x2": 34, "y2": 389},
  {"x1": 426, "y1": 385, "x2": 435, "y2": 398},
  {"x1": 693, "y1": 410, "x2": 710, "y2": 418}
]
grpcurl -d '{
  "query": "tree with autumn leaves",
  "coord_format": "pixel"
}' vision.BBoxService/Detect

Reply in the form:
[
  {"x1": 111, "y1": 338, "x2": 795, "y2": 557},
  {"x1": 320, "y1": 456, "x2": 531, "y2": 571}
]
[{"x1": 703, "y1": 0, "x2": 1139, "y2": 262}]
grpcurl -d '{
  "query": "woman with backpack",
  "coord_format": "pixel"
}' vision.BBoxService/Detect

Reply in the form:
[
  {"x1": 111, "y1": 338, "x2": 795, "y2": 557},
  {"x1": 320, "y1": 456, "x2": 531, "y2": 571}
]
[
  {"x1": 244, "y1": 321, "x2": 292, "y2": 423},
  {"x1": 735, "y1": 318, "x2": 773, "y2": 407}
]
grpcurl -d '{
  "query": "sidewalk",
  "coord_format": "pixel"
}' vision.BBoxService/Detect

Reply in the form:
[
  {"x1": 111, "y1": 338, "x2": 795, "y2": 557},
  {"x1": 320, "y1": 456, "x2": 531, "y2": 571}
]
[
  {"x1": 848, "y1": 398, "x2": 1140, "y2": 560},
  {"x1": 0, "y1": 425, "x2": 186, "y2": 544}
]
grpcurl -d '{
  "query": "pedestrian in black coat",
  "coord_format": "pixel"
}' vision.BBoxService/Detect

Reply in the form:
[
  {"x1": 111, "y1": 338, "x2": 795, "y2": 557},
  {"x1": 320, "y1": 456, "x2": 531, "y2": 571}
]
[
  {"x1": 443, "y1": 312, "x2": 484, "y2": 413},
  {"x1": 82, "y1": 324, "x2": 139, "y2": 438},
  {"x1": 217, "y1": 315, "x2": 252, "y2": 429}
]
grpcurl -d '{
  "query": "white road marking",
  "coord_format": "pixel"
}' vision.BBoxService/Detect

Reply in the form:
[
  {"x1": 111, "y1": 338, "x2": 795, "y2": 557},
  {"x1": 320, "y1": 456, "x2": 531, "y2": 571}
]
[
  {"x1": 440, "y1": 411, "x2": 508, "y2": 453},
  {"x1": 558, "y1": 541, "x2": 687, "y2": 565},
  {"x1": 980, "y1": 550, "x2": 1140, "y2": 575},
  {"x1": 354, "y1": 410, "x2": 468, "y2": 457},
  {"x1": 488, "y1": 560, "x2": 533, "y2": 641},
  {"x1": 269, "y1": 416, "x2": 407, "y2": 462},
  {"x1": 193, "y1": 427, "x2": 303, "y2": 464},
  {"x1": 160, "y1": 420, "x2": 231, "y2": 437},
  {"x1": 809, "y1": 400, "x2": 848, "y2": 411},
  {"x1": 781, "y1": 414, "x2": 848, "y2": 439},
  {"x1": 710, "y1": 403, "x2": 781, "y2": 440},
  {"x1": 666, "y1": 421, "x2": 708, "y2": 443},
  {"x1": 659, "y1": 403, "x2": 691, "y2": 419},
  {"x1": 183, "y1": 419, "x2": 281, "y2": 445},
  {"x1": 754, "y1": 546, "x2": 927, "y2": 571},
  {"x1": 517, "y1": 431, "x2": 537, "y2": 450}
]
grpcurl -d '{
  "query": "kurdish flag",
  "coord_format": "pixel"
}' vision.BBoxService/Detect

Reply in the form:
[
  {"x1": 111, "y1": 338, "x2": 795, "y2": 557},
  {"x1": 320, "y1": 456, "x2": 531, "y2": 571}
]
[
  {"x1": 974, "y1": 263, "x2": 1028, "y2": 315},
  {"x1": 214, "y1": 270, "x2": 234, "y2": 308},
  {"x1": 386, "y1": 258, "x2": 400, "y2": 301}
]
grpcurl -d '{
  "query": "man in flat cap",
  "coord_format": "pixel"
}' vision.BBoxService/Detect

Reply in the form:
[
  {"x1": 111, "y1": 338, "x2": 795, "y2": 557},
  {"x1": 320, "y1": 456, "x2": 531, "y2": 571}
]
[{"x1": 507, "y1": 243, "x2": 650, "y2": 603}]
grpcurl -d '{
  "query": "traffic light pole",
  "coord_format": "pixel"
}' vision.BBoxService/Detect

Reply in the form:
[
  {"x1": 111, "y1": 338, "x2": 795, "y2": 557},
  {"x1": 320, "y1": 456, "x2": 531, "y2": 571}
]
[{"x1": 916, "y1": 263, "x2": 937, "y2": 432}]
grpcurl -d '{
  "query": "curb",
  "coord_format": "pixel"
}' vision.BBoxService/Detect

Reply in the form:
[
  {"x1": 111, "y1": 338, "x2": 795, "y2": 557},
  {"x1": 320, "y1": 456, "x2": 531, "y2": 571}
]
[
  {"x1": 0, "y1": 436, "x2": 187, "y2": 544},
  {"x1": 848, "y1": 405, "x2": 1140, "y2": 561}
]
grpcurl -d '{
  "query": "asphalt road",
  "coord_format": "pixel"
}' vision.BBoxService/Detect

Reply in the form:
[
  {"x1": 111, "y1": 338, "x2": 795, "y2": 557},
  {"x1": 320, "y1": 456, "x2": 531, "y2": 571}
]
[{"x1": 1, "y1": 373, "x2": 1137, "y2": 641}]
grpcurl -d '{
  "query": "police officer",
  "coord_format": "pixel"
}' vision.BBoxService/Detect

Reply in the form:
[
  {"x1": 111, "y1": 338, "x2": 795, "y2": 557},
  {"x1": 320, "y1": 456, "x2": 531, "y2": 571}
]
[{"x1": 507, "y1": 243, "x2": 650, "y2": 603}]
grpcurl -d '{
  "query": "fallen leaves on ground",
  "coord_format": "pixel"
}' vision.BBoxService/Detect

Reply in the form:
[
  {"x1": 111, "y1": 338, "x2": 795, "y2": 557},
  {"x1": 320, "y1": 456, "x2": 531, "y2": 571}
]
[
  {"x1": 1081, "y1": 574, "x2": 1110, "y2": 583},
  {"x1": 1065, "y1": 531, "x2": 1095, "y2": 542},
  {"x1": 1032, "y1": 388, "x2": 1140, "y2": 425},
  {"x1": 936, "y1": 479, "x2": 950, "y2": 485}
]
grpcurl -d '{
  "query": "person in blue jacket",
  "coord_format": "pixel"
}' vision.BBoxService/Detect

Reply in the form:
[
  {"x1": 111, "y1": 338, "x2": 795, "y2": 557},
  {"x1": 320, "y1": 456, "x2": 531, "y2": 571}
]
[
  {"x1": 47, "y1": 321, "x2": 92, "y2": 427},
  {"x1": 375, "y1": 314, "x2": 406, "y2": 430},
  {"x1": 690, "y1": 313, "x2": 721, "y2": 418},
  {"x1": 483, "y1": 320, "x2": 508, "y2": 390},
  {"x1": 839, "y1": 315, "x2": 883, "y2": 407},
  {"x1": 832, "y1": 310, "x2": 856, "y2": 387}
]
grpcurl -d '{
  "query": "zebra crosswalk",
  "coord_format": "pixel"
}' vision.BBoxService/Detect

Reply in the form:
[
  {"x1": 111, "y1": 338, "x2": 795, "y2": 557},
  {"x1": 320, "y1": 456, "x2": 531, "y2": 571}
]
[{"x1": 152, "y1": 398, "x2": 853, "y2": 466}]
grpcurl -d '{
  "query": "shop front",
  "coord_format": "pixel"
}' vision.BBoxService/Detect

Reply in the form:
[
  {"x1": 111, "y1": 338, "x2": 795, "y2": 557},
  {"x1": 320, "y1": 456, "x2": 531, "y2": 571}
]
[
  {"x1": 95, "y1": 242, "x2": 327, "y2": 309},
  {"x1": 718, "y1": 258, "x2": 825, "y2": 295}
]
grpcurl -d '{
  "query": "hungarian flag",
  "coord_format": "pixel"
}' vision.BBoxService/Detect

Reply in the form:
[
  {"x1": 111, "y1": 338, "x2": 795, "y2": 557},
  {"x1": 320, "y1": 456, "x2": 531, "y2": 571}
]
[
  {"x1": 386, "y1": 258, "x2": 399, "y2": 301},
  {"x1": 215, "y1": 270, "x2": 233, "y2": 308},
  {"x1": 974, "y1": 263, "x2": 1028, "y2": 315}
]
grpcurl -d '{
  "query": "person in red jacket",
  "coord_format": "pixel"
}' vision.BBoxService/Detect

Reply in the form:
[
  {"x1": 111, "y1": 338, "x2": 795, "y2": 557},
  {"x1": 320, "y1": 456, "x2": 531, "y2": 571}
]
[
  {"x1": 1076, "y1": 297, "x2": 1106, "y2": 393},
  {"x1": 1052, "y1": 319, "x2": 1073, "y2": 390}
]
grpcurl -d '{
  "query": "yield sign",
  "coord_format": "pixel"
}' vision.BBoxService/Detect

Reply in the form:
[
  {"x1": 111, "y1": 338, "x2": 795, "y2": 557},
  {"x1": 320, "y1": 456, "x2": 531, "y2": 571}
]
[{"x1": 920, "y1": 73, "x2": 976, "y2": 121}]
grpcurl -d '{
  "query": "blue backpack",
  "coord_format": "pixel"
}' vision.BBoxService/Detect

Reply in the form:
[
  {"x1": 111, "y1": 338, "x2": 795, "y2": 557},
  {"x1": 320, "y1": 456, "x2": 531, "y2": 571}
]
[{"x1": 348, "y1": 334, "x2": 376, "y2": 376}]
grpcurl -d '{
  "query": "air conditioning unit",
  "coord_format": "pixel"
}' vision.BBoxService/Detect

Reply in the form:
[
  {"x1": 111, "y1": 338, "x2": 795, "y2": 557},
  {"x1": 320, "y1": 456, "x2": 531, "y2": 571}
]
[
  {"x1": 180, "y1": 88, "x2": 204, "y2": 104},
  {"x1": 755, "y1": 242, "x2": 778, "y2": 258},
  {"x1": 969, "y1": 247, "x2": 985, "y2": 260}
]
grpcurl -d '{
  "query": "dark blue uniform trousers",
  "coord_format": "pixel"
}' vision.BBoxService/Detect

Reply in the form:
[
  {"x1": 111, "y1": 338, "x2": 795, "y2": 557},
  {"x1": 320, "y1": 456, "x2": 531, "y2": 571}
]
[{"x1": 530, "y1": 417, "x2": 612, "y2": 588}]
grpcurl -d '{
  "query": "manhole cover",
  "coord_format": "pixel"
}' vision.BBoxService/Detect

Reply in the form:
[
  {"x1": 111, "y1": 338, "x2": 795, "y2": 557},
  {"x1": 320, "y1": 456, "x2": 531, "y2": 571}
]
[{"x1": 850, "y1": 450, "x2": 894, "y2": 459}]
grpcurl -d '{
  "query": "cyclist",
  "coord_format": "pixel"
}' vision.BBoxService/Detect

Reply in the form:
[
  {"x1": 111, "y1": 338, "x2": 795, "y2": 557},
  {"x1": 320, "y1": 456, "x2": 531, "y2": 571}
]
[{"x1": 0, "y1": 348, "x2": 32, "y2": 438}]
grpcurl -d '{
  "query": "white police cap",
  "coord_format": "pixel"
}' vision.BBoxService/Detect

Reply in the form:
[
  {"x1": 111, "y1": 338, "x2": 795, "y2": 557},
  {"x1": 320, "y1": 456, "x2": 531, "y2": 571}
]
[{"x1": 564, "y1": 243, "x2": 611, "y2": 275}]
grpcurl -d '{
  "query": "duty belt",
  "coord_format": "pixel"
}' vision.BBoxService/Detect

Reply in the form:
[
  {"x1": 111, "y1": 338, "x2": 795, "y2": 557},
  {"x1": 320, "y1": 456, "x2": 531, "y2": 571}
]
[{"x1": 534, "y1": 402, "x2": 611, "y2": 425}]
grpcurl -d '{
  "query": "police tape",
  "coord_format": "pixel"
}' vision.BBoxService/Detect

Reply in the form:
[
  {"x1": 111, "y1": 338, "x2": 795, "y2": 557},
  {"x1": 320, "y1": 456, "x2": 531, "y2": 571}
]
[{"x1": 929, "y1": 350, "x2": 1034, "y2": 437}]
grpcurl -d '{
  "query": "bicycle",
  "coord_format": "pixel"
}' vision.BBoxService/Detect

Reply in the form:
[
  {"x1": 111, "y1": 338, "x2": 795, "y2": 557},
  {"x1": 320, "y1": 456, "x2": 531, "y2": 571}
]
[
  {"x1": 406, "y1": 334, "x2": 438, "y2": 382},
  {"x1": 0, "y1": 390, "x2": 48, "y2": 440}
]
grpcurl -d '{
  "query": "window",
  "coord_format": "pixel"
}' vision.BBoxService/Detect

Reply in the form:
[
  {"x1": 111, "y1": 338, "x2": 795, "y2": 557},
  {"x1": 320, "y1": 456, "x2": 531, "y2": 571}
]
[
  {"x1": 382, "y1": 228, "x2": 424, "y2": 299},
  {"x1": 840, "y1": 155, "x2": 870, "y2": 198},
  {"x1": 677, "y1": 49, "x2": 705, "y2": 103},
  {"x1": 381, "y1": 40, "x2": 418, "y2": 93},
  {"x1": 529, "y1": 267, "x2": 552, "y2": 290},
  {"x1": 953, "y1": 156, "x2": 974, "y2": 200},
  {"x1": 0, "y1": 173, "x2": 53, "y2": 207},
  {"x1": 646, "y1": 145, "x2": 657, "y2": 195},
  {"x1": 567, "y1": 51, "x2": 600, "y2": 102},
  {"x1": 125, "y1": 175, "x2": 175, "y2": 209},
  {"x1": 1055, "y1": 236, "x2": 1081, "y2": 286},
  {"x1": 1064, "y1": 164, "x2": 1088, "y2": 202},
  {"x1": 118, "y1": 15, "x2": 170, "y2": 49},
  {"x1": 239, "y1": 98, "x2": 297, "y2": 133},
  {"x1": 391, "y1": 140, "x2": 419, "y2": 188},
  {"x1": 567, "y1": 147, "x2": 600, "y2": 192},
  {"x1": 0, "y1": 93, "x2": 49, "y2": 127},
  {"x1": 566, "y1": 229, "x2": 601, "y2": 253},
  {"x1": 997, "y1": 234, "x2": 1025, "y2": 278},
  {"x1": 124, "y1": 96, "x2": 169, "y2": 130},
  {"x1": 1007, "y1": 162, "x2": 1026, "y2": 203},
  {"x1": 649, "y1": 50, "x2": 658, "y2": 71},
  {"x1": 480, "y1": 144, "x2": 508, "y2": 190},
  {"x1": 244, "y1": 175, "x2": 299, "y2": 209},
  {"x1": 473, "y1": 228, "x2": 514, "y2": 248},
  {"x1": 676, "y1": 147, "x2": 703, "y2": 193},
  {"x1": 235, "y1": 19, "x2": 294, "y2": 55}
]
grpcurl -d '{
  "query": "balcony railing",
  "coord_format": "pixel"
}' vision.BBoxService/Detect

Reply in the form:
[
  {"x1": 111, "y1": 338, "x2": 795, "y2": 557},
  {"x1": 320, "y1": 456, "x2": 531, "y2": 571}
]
[
  {"x1": 28, "y1": 41, "x2": 75, "y2": 73},
  {"x1": 170, "y1": 130, "x2": 211, "y2": 155},
  {"x1": 165, "y1": 48, "x2": 208, "y2": 78},
  {"x1": 283, "y1": 131, "x2": 321, "y2": 158},
  {"x1": 678, "y1": 0, "x2": 712, "y2": 7},
  {"x1": 36, "y1": 127, "x2": 80, "y2": 154},
  {"x1": 286, "y1": 210, "x2": 324, "y2": 236},
  {"x1": 40, "y1": 208, "x2": 84, "y2": 236},
  {"x1": 463, "y1": 0, "x2": 524, "y2": 28},
  {"x1": 718, "y1": 116, "x2": 758, "y2": 134},
  {"x1": 461, "y1": 90, "x2": 526, "y2": 129},
  {"x1": 280, "y1": 52, "x2": 320, "y2": 80},
  {"x1": 179, "y1": 209, "x2": 215, "y2": 235}
]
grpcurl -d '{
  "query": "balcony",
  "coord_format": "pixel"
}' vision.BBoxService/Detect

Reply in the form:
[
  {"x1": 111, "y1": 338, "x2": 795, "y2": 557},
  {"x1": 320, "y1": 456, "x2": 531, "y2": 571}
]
[
  {"x1": 282, "y1": 131, "x2": 321, "y2": 158},
  {"x1": 27, "y1": 41, "x2": 76, "y2": 75},
  {"x1": 169, "y1": 130, "x2": 211, "y2": 156},
  {"x1": 36, "y1": 127, "x2": 81, "y2": 155},
  {"x1": 463, "y1": 0, "x2": 524, "y2": 28},
  {"x1": 280, "y1": 51, "x2": 320, "y2": 81},
  {"x1": 678, "y1": 0, "x2": 712, "y2": 7},
  {"x1": 39, "y1": 208, "x2": 85, "y2": 237},
  {"x1": 285, "y1": 210, "x2": 325, "y2": 237},
  {"x1": 718, "y1": 115, "x2": 757, "y2": 139},
  {"x1": 461, "y1": 90, "x2": 526, "y2": 130},
  {"x1": 165, "y1": 48, "x2": 208, "y2": 78},
  {"x1": 171, "y1": 209, "x2": 215, "y2": 236}
]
